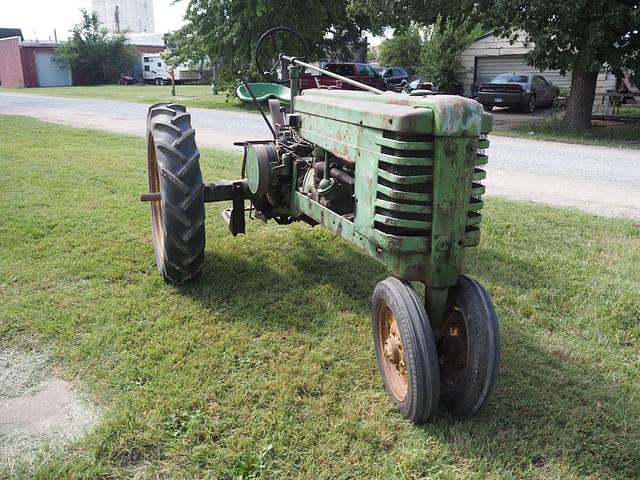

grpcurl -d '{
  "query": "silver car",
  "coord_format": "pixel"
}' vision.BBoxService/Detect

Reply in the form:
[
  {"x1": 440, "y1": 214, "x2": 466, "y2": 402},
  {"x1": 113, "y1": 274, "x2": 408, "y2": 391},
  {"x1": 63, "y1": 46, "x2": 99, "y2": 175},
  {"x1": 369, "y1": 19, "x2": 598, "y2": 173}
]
[{"x1": 478, "y1": 73, "x2": 560, "y2": 113}]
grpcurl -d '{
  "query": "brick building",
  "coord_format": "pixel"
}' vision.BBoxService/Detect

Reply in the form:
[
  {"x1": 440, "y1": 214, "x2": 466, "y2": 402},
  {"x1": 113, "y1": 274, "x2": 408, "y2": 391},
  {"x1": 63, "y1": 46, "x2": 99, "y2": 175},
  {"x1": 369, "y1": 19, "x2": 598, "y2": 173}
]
[
  {"x1": 0, "y1": 27, "x2": 164, "y2": 87},
  {"x1": 0, "y1": 38, "x2": 70, "y2": 87}
]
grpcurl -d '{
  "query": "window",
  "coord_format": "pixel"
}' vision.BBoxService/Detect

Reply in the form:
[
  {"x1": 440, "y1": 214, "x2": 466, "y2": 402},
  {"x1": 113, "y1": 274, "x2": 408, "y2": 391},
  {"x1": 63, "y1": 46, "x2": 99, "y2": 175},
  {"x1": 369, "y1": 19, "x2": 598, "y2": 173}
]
[
  {"x1": 492, "y1": 74, "x2": 529, "y2": 83},
  {"x1": 143, "y1": 57, "x2": 149, "y2": 62},
  {"x1": 358, "y1": 64, "x2": 374, "y2": 76},
  {"x1": 144, "y1": 65, "x2": 150, "y2": 71},
  {"x1": 326, "y1": 64, "x2": 354, "y2": 76},
  {"x1": 157, "y1": 62, "x2": 162, "y2": 67}
]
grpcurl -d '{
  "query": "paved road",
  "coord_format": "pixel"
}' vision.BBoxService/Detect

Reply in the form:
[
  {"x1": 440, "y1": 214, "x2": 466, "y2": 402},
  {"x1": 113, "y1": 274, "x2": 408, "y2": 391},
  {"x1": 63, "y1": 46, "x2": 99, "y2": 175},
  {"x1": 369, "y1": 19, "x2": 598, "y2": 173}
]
[{"x1": 1, "y1": 92, "x2": 638, "y2": 219}]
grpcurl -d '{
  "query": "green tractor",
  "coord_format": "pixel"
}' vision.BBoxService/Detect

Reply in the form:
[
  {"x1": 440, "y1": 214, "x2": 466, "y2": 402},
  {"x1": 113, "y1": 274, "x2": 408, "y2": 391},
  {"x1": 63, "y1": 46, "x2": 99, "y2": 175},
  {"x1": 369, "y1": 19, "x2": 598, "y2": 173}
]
[{"x1": 141, "y1": 28, "x2": 499, "y2": 422}]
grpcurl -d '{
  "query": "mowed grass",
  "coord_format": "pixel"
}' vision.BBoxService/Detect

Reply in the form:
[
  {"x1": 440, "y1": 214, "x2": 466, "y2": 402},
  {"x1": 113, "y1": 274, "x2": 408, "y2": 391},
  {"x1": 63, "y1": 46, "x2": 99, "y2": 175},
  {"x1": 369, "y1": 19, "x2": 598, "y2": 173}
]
[
  {"x1": 1, "y1": 84, "x2": 257, "y2": 112},
  {"x1": 494, "y1": 117, "x2": 640, "y2": 148},
  {"x1": 1, "y1": 116, "x2": 639, "y2": 479}
]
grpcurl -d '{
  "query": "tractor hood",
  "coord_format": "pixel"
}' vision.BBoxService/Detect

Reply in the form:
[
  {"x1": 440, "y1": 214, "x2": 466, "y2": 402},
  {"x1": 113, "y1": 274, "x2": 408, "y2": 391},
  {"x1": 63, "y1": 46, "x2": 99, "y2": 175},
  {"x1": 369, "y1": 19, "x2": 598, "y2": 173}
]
[{"x1": 295, "y1": 90, "x2": 492, "y2": 138}]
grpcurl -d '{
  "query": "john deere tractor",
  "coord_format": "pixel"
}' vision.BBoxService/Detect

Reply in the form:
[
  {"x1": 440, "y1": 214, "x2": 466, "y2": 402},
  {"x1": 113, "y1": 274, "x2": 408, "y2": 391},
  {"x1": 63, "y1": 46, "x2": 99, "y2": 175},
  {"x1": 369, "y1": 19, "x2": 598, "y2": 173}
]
[{"x1": 141, "y1": 28, "x2": 499, "y2": 422}]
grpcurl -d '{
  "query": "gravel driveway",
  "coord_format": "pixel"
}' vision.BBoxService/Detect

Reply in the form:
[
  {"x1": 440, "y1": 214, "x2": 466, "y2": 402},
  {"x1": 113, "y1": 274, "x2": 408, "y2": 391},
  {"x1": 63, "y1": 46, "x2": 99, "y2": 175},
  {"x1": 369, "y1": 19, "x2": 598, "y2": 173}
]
[{"x1": 1, "y1": 92, "x2": 638, "y2": 219}]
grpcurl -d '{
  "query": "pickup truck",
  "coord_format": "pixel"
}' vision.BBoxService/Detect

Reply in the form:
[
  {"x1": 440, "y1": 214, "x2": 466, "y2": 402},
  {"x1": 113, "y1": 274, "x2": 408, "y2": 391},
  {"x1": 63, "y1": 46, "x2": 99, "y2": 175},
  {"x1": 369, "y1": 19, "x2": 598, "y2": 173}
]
[{"x1": 299, "y1": 63, "x2": 387, "y2": 91}]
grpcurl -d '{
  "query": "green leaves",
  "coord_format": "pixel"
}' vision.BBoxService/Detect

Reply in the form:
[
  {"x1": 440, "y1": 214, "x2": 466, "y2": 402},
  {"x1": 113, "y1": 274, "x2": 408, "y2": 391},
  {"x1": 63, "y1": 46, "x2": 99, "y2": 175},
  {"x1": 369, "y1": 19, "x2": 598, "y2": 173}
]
[
  {"x1": 170, "y1": 0, "x2": 372, "y2": 85},
  {"x1": 419, "y1": 16, "x2": 482, "y2": 93},
  {"x1": 378, "y1": 24, "x2": 423, "y2": 67},
  {"x1": 54, "y1": 9, "x2": 137, "y2": 85}
]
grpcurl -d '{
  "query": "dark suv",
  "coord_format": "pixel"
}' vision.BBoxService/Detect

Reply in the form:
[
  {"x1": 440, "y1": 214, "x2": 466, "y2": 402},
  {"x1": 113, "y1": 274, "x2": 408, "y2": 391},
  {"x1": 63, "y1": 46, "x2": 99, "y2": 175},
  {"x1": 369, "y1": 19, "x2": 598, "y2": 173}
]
[
  {"x1": 382, "y1": 67, "x2": 412, "y2": 90},
  {"x1": 299, "y1": 63, "x2": 387, "y2": 91}
]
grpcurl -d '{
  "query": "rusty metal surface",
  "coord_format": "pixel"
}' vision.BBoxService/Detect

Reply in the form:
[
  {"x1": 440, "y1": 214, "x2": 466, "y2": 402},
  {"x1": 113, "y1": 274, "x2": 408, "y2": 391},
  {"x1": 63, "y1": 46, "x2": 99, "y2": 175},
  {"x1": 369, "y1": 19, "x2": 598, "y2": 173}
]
[
  {"x1": 376, "y1": 304, "x2": 408, "y2": 401},
  {"x1": 140, "y1": 192, "x2": 161, "y2": 202}
]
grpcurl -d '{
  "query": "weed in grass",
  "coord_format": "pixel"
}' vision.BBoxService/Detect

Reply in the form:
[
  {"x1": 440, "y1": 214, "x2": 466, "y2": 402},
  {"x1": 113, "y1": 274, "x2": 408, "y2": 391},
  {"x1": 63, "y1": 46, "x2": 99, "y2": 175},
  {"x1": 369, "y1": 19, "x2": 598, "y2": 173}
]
[{"x1": 0, "y1": 116, "x2": 639, "y2": 479}]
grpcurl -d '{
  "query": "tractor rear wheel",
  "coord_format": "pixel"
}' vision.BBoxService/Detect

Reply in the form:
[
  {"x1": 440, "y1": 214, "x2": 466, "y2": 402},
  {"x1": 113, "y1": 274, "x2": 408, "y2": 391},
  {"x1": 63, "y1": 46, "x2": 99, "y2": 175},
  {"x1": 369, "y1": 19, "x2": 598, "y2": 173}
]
[
  {"x1": 438, "y1": 275, "x2": 500, "y2": 417},
  {"x1": 146, "y1": 103, "x2": 205, "y2": 284},
  {"x1": 372, "y1": 277, "x2": 440, "y2": 423}
]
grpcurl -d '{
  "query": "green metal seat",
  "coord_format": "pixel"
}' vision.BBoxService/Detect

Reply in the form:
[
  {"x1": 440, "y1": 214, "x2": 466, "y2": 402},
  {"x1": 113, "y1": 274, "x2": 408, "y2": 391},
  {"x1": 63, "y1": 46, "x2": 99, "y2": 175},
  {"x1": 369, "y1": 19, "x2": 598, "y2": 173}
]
[{"x1": 236, "y1": 83, "x2": 291, "y2": 104}]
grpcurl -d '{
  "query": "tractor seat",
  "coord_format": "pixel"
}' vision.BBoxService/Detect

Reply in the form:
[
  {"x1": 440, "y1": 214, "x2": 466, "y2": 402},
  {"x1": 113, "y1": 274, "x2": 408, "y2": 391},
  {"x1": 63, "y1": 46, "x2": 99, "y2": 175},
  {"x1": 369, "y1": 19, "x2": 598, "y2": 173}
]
[{"x1": 237, "y1": 83, "x2": 291, "y2": 104}]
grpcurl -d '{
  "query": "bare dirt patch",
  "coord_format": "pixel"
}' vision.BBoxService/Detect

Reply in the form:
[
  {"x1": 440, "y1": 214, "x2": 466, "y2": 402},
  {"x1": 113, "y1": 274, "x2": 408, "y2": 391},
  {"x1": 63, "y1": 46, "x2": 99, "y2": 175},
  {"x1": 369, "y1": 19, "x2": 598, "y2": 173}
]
[
  {"x1": 0, "y1": 349, "x2": 99, "y2": 474},
  {"x1": 489, "y1": 105, "x2": 556, "y2": 131}
]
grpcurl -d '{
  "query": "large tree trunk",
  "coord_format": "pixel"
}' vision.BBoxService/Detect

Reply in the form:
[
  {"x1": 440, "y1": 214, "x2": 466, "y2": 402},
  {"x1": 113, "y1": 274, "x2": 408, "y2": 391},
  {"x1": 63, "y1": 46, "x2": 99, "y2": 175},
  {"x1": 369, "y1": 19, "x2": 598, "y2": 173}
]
[{"x1": 561, "y1": 62, "x2": 598, "y2": 132}]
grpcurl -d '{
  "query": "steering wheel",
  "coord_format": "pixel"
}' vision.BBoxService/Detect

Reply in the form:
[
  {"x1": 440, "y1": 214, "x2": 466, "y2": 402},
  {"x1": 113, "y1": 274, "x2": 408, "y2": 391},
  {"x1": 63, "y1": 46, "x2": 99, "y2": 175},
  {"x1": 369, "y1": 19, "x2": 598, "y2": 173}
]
[{"x1": 255, "y1": 27, "x2": 308, "y2": 84}]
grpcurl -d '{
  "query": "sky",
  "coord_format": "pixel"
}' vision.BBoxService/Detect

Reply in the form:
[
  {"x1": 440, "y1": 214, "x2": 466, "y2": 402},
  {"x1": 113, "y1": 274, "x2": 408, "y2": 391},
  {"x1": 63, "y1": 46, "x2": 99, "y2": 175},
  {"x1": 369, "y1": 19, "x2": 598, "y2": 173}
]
[
  {"x1": 2, "y1": 0, "x2": 188, "y2": 41},
  {"x1": 2, "y1": 0, "x2": 385, "y2": 45}
]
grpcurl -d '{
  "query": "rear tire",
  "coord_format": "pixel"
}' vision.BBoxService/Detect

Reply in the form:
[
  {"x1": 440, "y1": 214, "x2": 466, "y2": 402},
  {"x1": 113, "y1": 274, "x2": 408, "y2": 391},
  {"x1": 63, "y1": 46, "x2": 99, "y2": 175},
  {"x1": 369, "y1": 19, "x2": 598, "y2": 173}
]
[
  {"x1": 438, "y1": 275, "x2": 500, "y2": 417},
  {"x1": 146, "y1": 103, "x2": 205, "y2": 284},
  {"x1": 372, "y1": 277, "x2": 440, "y2": 423},
  {"x1": 524, "y1": 94, "x2": 536, "y2": 113}
]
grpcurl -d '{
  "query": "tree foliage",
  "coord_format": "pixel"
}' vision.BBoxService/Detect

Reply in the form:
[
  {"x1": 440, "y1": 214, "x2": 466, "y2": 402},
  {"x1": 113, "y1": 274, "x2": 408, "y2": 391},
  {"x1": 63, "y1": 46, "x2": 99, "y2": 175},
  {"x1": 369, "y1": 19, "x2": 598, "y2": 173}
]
[
  {"x1": 171, "y1": 0, "x2": 372, "y2": 86},
  {"x1": 378, "y1": 24, "x2": 423, "y2": 67},
  {"x1": 55, "y1": 9, "x2": 137, "y2": 85},
  {"x1": 419, "y1": 16, "x2": 481, "y2": 93},
  {"x1": 347, "y1": 0, "x2": 475, "y2": 33},
  {"x1": 476, "y1": 0, "x2": 640, "y2": 130}
]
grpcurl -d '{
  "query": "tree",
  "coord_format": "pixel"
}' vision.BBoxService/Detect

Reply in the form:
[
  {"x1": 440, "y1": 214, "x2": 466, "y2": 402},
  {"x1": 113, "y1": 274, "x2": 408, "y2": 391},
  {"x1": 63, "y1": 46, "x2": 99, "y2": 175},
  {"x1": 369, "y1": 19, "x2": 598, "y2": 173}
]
[
  {"x1": 55, "y1": 9, "x2": 137, "y2": 85},
  {"x1": 476, "y1": 0, "x2": 640, "y2": 131},
  {"x1": 378, "y1": 24, "x2": 423, "y2": 67},
  {"x1": 419, "y1": 16, "x2": 482, "y2": 93},
  {"x1": 171, "y1": 0, "x2": 372, "y2": 87}
]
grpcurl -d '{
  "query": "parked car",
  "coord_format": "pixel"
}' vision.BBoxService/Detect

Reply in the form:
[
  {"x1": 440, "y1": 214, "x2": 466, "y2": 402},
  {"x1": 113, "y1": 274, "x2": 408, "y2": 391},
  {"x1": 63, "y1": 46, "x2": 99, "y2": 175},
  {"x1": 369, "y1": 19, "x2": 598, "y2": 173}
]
[
  {"x1": 381, "y1": 67, "x2": 412, "y2": 90},
  {"x1": 403, "y1": 78, "x2": 435, "y2": 94},
  {"x1": 299, "y1": 63, "x2": 387, "y2": 91},
  {"x1": 478, "y1": 73, "x2": 560, "y2": 113}
]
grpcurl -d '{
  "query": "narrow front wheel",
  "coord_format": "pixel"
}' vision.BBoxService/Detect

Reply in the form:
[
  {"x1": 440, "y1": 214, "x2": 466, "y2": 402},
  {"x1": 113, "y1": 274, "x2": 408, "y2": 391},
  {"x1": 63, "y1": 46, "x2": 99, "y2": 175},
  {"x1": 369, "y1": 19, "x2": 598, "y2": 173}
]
[
  {"x1": 438, "y1": 275, "x2": 500, "y2": 417},
  {"x1": 372, "y1": 277, "x2": 440, "y2": 423}
]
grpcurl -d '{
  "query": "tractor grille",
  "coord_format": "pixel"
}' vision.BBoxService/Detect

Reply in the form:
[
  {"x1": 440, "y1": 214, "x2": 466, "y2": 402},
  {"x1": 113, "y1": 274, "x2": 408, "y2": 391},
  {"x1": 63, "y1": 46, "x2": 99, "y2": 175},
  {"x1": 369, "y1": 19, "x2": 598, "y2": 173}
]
[
  {"x1": 465, "y1": 134, "x2": 490, "y2": 246},
  {"x1": 374, "y1": 131, "x2": 434, "y2": 237},
  {"x1": 374, "y1": 131, "x2": 489, "y2": 245},
  {"x1": 383, "y1": 131, "x2": 435, "y2": 143}
]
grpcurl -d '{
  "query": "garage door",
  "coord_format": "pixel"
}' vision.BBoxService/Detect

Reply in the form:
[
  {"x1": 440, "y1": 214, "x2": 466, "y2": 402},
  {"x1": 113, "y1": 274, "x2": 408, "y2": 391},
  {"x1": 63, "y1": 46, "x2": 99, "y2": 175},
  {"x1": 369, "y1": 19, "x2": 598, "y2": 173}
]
[
  {"x1": 475, "y1": 55, "x2": 571, "y2": 93},
  {"x1": 35, "y1": 52, "x2": 72, "y2": 87}
]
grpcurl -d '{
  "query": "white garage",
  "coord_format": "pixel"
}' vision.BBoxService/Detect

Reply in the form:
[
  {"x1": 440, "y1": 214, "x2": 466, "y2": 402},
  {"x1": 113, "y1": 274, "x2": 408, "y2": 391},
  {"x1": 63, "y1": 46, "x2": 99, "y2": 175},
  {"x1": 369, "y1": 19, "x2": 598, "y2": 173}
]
[
  {"x1": 460, "y1": 32, "x2": 616, "y2": 97},
  {"x1": 35, "y1": 52, "x2": 72, "y2": 87},
  {"x1": 475, "y1": 55, "x2": 571, "y2": 92}
]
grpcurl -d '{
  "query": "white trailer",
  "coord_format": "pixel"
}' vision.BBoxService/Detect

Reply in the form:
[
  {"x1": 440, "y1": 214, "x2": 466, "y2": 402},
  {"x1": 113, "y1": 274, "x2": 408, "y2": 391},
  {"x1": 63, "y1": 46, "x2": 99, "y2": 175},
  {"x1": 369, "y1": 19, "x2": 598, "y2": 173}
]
[{"x1": 141, "y1": 53, "x2": 202, "y2": 85}]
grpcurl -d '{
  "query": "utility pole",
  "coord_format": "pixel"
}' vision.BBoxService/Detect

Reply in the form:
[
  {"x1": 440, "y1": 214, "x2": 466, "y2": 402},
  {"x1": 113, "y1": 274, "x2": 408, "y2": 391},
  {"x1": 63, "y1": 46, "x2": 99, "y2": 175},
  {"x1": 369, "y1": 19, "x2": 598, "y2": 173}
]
[{"x1": 115, "y1": 5, "x2": 120, "y2": 33}]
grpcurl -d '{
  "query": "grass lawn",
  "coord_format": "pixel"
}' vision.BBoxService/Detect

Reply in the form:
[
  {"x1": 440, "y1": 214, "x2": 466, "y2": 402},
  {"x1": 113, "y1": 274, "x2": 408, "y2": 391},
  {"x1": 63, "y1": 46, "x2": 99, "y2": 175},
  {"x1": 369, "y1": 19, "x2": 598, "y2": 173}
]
[
  {"x1": 617, "y1": 105, "x2": 640, "y2": 117},
  {"x1": 493, "y1": 117, "x2": 640, "y2": 148},
  {"x1": 0, "y1": 84, "x2": 258, "y2": 112},
  {"x1": 1, "y1": 116, "x2": 639, "y2": 479}
]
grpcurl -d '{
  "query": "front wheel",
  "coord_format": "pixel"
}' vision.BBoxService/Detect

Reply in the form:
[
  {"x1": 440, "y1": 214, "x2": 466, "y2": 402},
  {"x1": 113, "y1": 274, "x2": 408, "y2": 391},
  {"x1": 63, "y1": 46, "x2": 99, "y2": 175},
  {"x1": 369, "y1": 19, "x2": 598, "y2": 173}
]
[
  {"x1": 372, "y1": 277, "x2": 440, "y2": 423},
  {"x1": 438, "y1": 275, "x2": 500, "y2": 417},
  {"x1": 146, "y1": 103, "x2": 205, "y2": 284}
]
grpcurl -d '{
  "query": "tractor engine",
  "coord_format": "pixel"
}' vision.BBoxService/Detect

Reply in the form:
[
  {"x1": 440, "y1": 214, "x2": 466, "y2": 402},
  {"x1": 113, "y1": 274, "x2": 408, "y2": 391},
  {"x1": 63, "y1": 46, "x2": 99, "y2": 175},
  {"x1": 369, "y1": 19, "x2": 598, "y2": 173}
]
[{"x1": 241, "y1": 107, "x2": 356, "y2": 224}]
